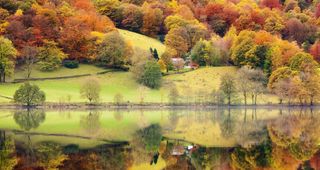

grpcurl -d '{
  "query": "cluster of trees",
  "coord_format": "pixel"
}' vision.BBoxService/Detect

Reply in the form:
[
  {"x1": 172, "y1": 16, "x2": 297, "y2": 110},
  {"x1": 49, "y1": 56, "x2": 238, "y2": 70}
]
[
  {"x1": 268, "y1": 52, "x2": 320, "y2": 105},
  {"x1": 0, "y1": 0, "x2": 136, "y2": 81},
  {"x1": 217, "y1": 67, "x2": 266, "y2": 105},
  {"x1": 130, "y1": 49, "x2": 162, "y2": 88}
]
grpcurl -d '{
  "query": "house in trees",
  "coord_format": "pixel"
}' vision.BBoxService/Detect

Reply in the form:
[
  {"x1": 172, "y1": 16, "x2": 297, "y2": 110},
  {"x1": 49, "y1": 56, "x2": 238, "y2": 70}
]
[
  {"x1": 171, "y1": 58, "x2": 188, "y2": 71},
  {"x1": 171, "y1": 145, "x2": 185, "y2": 156}
]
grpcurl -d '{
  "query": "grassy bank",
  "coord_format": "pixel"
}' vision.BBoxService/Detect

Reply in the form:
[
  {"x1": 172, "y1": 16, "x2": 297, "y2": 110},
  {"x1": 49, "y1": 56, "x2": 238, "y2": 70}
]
[{"x1": 0, "y1": 66, "x2": 279, "y2": 104}]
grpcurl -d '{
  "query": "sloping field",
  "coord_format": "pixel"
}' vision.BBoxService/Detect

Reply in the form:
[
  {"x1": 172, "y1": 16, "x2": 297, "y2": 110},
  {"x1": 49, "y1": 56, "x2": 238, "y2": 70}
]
[{"x1": 118, "y1": 29, "x2": 166, "y2": 55}]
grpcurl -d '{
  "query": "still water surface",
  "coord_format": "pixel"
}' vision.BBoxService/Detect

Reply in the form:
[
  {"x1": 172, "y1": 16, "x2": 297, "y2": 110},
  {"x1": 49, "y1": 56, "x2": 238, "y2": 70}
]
[{"x1": 0, "y1": 108, "x2": 320, "y2": 170}]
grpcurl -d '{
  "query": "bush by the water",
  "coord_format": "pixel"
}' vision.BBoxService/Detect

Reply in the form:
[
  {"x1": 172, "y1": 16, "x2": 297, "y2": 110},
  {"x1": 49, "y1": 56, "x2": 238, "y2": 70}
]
[{"x1": 63, "y1": 60, "x2": 79, "y2": 69}]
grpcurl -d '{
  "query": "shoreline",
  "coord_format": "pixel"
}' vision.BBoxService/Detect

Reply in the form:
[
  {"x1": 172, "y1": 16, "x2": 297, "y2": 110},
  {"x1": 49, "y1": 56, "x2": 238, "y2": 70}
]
[{"x1": 0, "y1": 102, "x2": 320, "y2": 110}]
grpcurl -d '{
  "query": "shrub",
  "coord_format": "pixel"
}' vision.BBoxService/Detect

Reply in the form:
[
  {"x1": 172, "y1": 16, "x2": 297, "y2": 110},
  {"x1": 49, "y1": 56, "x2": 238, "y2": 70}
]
[
  {"x1": 141, "y1": 60, "x2": 162, "y2": 89},
  {"x1": 63, "y1": 60, "x2": 79, "y2": 69}
]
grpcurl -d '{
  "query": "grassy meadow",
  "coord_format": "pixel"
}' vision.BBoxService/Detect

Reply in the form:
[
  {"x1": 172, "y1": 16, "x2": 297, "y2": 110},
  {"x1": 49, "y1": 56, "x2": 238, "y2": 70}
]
[
  {"x1": 0, "y1": 66, "x2": 279, "y2": 104},
  {"x1": 13, "y1": 64, "x2": 107, "y2": 79},
  {"x1": 118, "y1": 29, "x2": 166, "y2": 55}
]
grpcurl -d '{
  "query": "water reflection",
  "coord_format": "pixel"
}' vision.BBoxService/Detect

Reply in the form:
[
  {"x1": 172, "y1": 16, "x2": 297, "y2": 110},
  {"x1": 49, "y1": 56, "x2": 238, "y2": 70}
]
[
  {"x1": 80, "y1": 111, "x2": 101, "y2": 134},
  {"x1": 14, "y1": 109, "x2": 46, "y2": 131},
  {"x1": 0, "y1": 132, "x2": 18, "y2": 170},
  {"x1": 1, "y1": 108, "x2": 320, "y2": 169}
]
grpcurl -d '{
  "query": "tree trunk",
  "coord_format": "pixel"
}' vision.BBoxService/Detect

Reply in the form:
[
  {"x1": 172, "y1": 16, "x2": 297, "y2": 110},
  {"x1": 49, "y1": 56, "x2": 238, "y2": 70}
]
[
  {"x1": 299, "y1": 97, "x2": 303, "y2": 106},
  {"x1": 310, "y1": 96, "x2": 314, "y2": 106},
  {"x1": 228, "y1": 96, "x2": 231, "y2": 105},
  {"x1": 243, "y1": 93, "x2": 247, "y2": 105},
  {"x1": 254, "y1": 94, "x2": 257, "y2": 105},
  {"x1": 251, "y1": 94, "x2": 254, "y2": 105}
]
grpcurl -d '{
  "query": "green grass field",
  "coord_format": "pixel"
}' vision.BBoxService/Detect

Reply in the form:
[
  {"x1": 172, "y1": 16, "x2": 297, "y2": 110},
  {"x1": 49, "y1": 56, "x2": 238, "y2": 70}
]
[
  {"x1": 14, "y1": 64, "x2": 108, "y2": 80},
  {"x1": 0, "y1": 66, "x2": 279, "y2": 104},
  {"x1": 118, "y1": 29, "x2": 166, "y2": 55}
]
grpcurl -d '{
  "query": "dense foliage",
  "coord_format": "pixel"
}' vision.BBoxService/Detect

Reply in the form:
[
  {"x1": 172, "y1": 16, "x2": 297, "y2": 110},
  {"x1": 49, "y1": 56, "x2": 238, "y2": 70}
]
[{"x1": 13, "y1": 82, "x2": 45, "y2": 106}]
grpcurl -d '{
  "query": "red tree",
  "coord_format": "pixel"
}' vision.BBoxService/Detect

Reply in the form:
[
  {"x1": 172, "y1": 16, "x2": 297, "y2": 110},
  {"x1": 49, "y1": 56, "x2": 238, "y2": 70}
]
[
  {"x1": 310, "y1": 41, "x2": 320, "y2": 62},
  {"x1": 260, "y1": 0, "x2": 281, "y2": 9}
]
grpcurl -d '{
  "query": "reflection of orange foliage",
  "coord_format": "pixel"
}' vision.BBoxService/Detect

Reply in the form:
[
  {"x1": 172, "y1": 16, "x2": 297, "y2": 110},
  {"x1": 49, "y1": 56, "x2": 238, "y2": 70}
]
[
  {"x1": 165, "y1": 157, "x2": 191, "y2": 170},
  {"x1": 310, "y1": 41, "x2": 320, "y2": 62},
  {"x1": 271, "y1": 145, "x2": 301, "y2": 170},
  {"x1": 310, "y1": 152, "x2": 320, "y2": 169}
]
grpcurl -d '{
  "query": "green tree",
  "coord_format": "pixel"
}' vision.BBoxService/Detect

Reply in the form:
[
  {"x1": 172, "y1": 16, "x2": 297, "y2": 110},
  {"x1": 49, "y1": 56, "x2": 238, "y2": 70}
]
[
  {"x1": 37, "y1": 41, "x2": 67, "y2": 72},
  {"x1": 13, "y1": 83, "x2": 46, "y2": 106},
  {"x1": 190, "y1": 39, "x2": 221, "y2": 66},
  {"x1": 0, "y1": 36, "x2": 17, "y2": 82},
  {"x1": 141, "y1": 60, "x2": 162, "y2": 89},
  {"x1": 231, "y1": 30, "x2": 255, "y2": 66},
  {"x1": 96, "y1": 31, "x2": 132, "y2": 68},
  {"x1": 219, "y1": 74, "x2": 237, "y2": 105},
  {"x1": 289, "y1": 52, "x2": 318, "y2": 73},
  {"x1": 80, "y1": 77, "x2": 101, "y2": 103}
]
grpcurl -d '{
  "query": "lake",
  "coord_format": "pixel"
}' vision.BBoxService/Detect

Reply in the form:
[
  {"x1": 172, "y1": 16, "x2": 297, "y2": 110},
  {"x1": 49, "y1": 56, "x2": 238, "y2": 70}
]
[{"x1": 0, "y1": 108, "x2": 320, "y2": 169}]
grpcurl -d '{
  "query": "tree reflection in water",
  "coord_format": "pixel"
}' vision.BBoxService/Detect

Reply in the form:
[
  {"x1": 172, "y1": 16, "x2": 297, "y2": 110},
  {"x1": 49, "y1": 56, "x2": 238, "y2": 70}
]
[
  {"x1": 131, "y1": 124, "x2": 163, "y2": 165},
  {"x1": 80, "y1": 111, "x2": 101, "y2": 135},
  {"x1": 3, "y1": 108, "x2": 320, "y2": 169},
  {"x1": 229, "y1": 108, "x2": 320, "y2": 170},
  {"x1": 219, "y1": 108, "x2": 236, "y2": 139},
  {"x1": 14, "y1": 109, "x2": 46, "y2": 131},
  {"x1": 13, "y1": 109, "x2": 46, "y2": 169}
]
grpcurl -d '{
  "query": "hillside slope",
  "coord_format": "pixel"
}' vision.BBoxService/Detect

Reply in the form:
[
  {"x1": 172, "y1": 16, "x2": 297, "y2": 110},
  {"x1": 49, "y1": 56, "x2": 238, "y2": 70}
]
[{"x1": 118, "y1": 29, "x2": 166, "y2": 55}]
